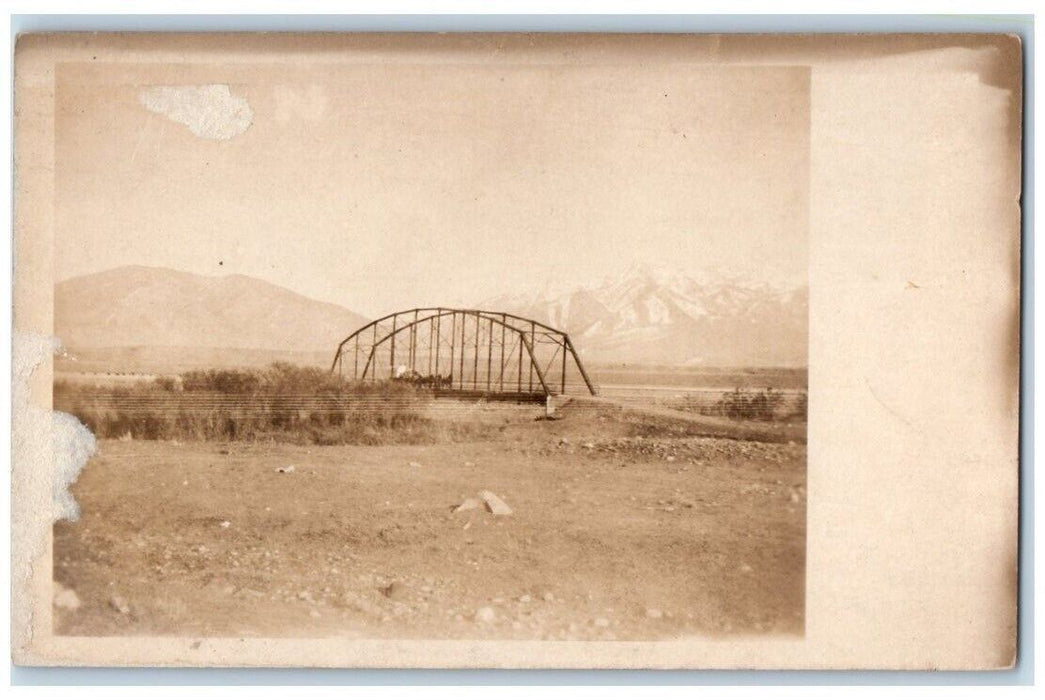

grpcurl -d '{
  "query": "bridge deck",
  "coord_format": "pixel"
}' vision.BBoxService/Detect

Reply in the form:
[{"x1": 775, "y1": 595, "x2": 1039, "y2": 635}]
[{"x1": 432, "y1": 388, "x2": 549, "y2": 404}]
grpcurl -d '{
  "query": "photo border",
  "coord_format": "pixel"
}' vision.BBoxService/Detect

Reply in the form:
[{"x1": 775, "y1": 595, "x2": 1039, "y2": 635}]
[{"x1": 5, "y1": 12, "x2": 1033, "y2": 686}]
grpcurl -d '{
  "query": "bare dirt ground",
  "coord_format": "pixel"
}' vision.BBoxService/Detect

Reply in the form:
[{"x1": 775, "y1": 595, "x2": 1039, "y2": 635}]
[{"x1": 53, "y1": 400, "x2": 805, "y2": 640}]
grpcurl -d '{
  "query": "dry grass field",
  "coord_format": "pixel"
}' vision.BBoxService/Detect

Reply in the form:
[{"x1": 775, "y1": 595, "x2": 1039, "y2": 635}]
[{"x1": 52, "y1": 397, "x2": 805, "y2": 640}]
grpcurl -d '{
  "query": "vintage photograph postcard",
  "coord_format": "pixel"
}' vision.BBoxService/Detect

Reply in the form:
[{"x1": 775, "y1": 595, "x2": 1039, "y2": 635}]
[{"x1": 12, "y1": 32, "x2": 1021, "y2": 669}]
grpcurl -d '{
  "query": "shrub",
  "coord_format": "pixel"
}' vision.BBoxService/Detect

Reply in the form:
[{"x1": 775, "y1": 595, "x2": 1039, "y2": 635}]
[
  {"x1": 790, "y1": 392, "x2": 808, "y2": 421},
  {"x1": 153, "y1": 376, "x2": 179, "y2": 391},
  {"x1": 701, "y1": 387, "x2": 788, "y2": 422},
  {"x1": 53, "y1": 364, "x2": 439, "y2": 445},
  {"x1": 181, "y1": 368, "x2": 260, "y2": 393}
]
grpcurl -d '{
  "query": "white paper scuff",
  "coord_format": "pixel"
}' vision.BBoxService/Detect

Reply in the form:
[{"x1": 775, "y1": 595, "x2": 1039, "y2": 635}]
[{"x1": 138, "y1": 84, "x2": 253, "y2": 140}]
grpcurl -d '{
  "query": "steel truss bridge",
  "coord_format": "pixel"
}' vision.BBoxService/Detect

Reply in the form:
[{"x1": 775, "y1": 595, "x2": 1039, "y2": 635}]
[{"x1": 331, "y1": 308, "x2": 598, "y2": 401}]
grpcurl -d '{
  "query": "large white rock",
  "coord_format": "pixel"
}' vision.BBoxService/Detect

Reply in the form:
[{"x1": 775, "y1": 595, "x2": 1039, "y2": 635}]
[
  {"x1": 453, "y1": 498, "x2": 482, "y2": 513},
  {"x1": 479, "y1": 490, "x2": 513, "y2": 516}
]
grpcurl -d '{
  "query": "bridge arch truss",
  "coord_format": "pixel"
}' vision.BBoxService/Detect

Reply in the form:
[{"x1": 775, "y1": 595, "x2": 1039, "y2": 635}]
[{"x1": 330, "y1": 308, "x2": 597, "y2": 398}]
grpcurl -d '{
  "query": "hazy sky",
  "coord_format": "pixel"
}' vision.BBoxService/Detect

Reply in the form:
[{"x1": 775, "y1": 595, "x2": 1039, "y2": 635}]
[{"x1": 56, "y1": 60, "x2": 808, "y2": 316}]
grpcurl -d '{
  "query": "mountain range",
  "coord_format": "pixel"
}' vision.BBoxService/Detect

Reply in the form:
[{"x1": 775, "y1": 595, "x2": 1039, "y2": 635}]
[
  {"x1": 55, "y1": 265, "x2": 807, "y2": 368},
  {"x1": 482, "y1": 265, "x2": 808, "y2": 367},
  {"x1": 55, "y1": 266, "x2": 368, "y2": 354}
]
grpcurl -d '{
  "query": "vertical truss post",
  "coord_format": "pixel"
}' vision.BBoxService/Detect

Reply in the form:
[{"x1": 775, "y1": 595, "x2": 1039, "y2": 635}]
[
  {"x1": 486, "y1": 315, "x2": 494, "y2": 392},
  {"x1": 458, "y1": 310, "x2": 466, "y2": 390},
  {"x1": 528, "y1": 321, "x2": 535, "y2": 392},
  {"x1": 472, "y1": 311, "x2": 480, "y2": 390},
  {"x1": 411, "y1": 309, "x2": 419, "y2": 372},
  {"x1": 519, "y1": 331, "x2": 550, "y2": 395},
  {"x1": 499, "y1": 314, "x2": 506, "y2": 392},
  {"x1": 448, "y1": 312, "x2": 455, "y2": 389},
  {"x1": 371, "y1": 325, "x2": 378, "y2": 381},
  {"x1": 561, "y1": 336, "x2": 567, "y2": 394},
  {"x1": 520, "y1": 334, "x2": 526, "y2": 394},
  {"x1": 435, "y1": 312, "x2": 442, "y2": 382},
  {"x1": 427, "y1": 314, "x2": 434, "y2": 376},
  {"x1": 353, "y1": 337, "x2": 359, "y2": 380},
  {"x1": 390, "y1": 314, "x2": 397, "y2": 379}
]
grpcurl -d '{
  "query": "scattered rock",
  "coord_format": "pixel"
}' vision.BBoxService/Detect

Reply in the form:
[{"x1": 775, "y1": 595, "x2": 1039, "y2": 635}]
[
  {"x1": 594, "y1": 617, "x2": 610, "y2": 628},
  {"x1": 408, "y1": 461, "x2": 423, "y2": 468},
  {"x1": 464, "y1": 461, "x2": 476, "y2": 467},
  {"x1": 479, "y1": 490, "x2": 513, "y2": 516},
  {"x1": 475, "y1": 606, "x2": 497, "y2": 624},
  {"x1": 452, "y1": 498, "x2": 482, "y2": 513},
  {"x1": 518, "y1": 594, "x2": 532, "y2": 604},
  {"x1": 582, "y1": 442, "x2": 595, "y2": 450},
  {"x1": 109, "y1": 595, "x2": 131, "y2": 615},
  {"x1": 380, "y1": 582, "x2": 405, "y2": 599},
  {"x1": 542, "y1": 592, "x2": 555, "y2": 602},
  {"x1": 739, "y1": 563, "x2": 753, "y2": 574},
  {"x1": 53, "y1": 586, "x2": 81, "y2": 610},
  {"x1": 275, "y1": 465, "x2": 295, "y2": 474},
  {"x1": 558, "y1": 437, "x2": 569, "y2": 446},
  {"x1": 645, "y1": 608, "x2": 663, "y2": 619},
  {"x1": 219, "y1": 520, "x2": 231, "y2": 528}
]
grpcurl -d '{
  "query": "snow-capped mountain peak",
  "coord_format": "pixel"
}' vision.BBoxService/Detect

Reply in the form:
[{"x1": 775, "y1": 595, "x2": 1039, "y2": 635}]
[{"x1": 481, "y1": 266, "x2": 807, "y2": 367}]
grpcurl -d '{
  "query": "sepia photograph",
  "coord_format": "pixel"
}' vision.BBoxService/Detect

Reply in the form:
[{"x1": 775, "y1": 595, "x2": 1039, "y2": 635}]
[
  {"x1": 49, "y1": 45, "x2": 808, "y2": 641},
  {"x1": 11, "y1": 30, "x2": 1020, "y2": 671}
]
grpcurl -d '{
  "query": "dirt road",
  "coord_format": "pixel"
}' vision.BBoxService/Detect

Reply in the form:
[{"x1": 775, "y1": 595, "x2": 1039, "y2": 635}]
[{"x1": 53, "y1": 401, "x2": 805, "y2": 640}]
